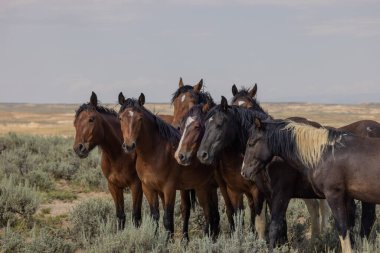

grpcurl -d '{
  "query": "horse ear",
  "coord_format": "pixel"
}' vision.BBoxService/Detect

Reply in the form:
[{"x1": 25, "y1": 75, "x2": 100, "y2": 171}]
[
  {"x1": 232, "y1": 84, "x2": 238, "y2": 96},
  {"x1": 138, "y1": 93, "x2": 145, "y2": 106},
  {"x1": 249, "y1": 83, "x2": 258, "y2": 98},
  {"x1": 90, "y1": 91, "x2": 98, "y2": 107},
  {"x1": 118, "y1": 92, "x2": 126, "y2": 105},
  {"x1": 255, "y1": 117, "x2": 262, "y2": 129},
  {"x1": 179, "y1": 77, "x2": 184, "y2": 87},
  {"x1": 193, "y1": 79, "x2": 203, "y2": 93},
  {"x1": 221, "y1": 96, "x2": 228, "y2": 111}
]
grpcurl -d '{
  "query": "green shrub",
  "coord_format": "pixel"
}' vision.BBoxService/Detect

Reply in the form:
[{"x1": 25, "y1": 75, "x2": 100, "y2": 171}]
[
  {"x1": 0, "y1": 176, "x2": 40, "y2": 227},
  {"x1": 26, "y1": 170, "x2": 55, "y2": 191},
  {"x1": 70, "y1": 198, "x2": 115, "y2": 244},
  {"x1": 26, "y1": 228, "x2": 76, "y2": 253},
  {"x1": 0, "y1": 226, "x2": 25, "y2": 253}
]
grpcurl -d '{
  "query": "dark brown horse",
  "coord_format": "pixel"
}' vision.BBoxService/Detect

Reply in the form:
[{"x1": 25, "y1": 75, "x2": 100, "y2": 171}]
[
  {"x1": 196, "y1": 96, "x2": 269, "y2": 239},
  {"x1": 118, "y1": 92, "x2": 220, "y2": 239},
  {"x1": 242, "y1": 118, "x2": 380, "y2": 253},
  {"x1": 233, "y1": 85, "x2": 377, "y2": 249},
  {"x1": 171, "y1": 81, "x2": 238, "y2": 231},
  {"x1": 73, "y1": 92, "x2": 143, "y2": 229}
]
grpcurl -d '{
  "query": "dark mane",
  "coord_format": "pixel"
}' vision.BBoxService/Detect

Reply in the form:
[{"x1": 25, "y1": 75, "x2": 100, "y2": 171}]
[
  {"x1": 119, "y1": 99, "x2": 180, "y2": 146},
  {"x1": 205, "y1": 105, "x2": 269, "y2": 152},
  {"x1": 75, "y1": 103, "x2": 117, "y2": 119},
  {"x1": 231, "y1": 87, "x2": 266, "y2": 114},
  {"x1": 171, "y1": 85, "x2": 214, "y2": 105},
  {"x1": 263, "y1": 120, "x2": 297, "y2": 162}
]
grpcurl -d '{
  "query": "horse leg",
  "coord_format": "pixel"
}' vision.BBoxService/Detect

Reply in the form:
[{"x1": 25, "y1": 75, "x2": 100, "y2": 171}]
[
  {"x1": 268, "y1": 192, "x2": 289, "y2": 251},
  {"x1": 303, "y1": 199, "x2": 321, "y2": 238},
  {"x1": 246, "y1": 191, "x2": 266, "y2": 240},
  {"x1": 130, "y1": 180, "x2": 143, "y2": 227},
  {"x1": 325, "y1": 192, "x2": 353, "y2": 253},
  {"x1": 195, "y1": 187, "x2": 214, "y2": 237},
  {"x1": 360, "y1": 201, "x2": 376, "y2": 238},
  {"x1": 180, "y1": 190, "x2": 191, "y2": 241},
  {"x1": 142, "y1": 184, "x2": 160, "y2": 232},
  {"x1": 319, "y1": 199, "x2": 330, "y2": 234},
  {"x1": 346, "y1": 198, "x2": 356, "y2": 245},
  {"x1": 214, "y1": 170, "x2": 235, "y2": 231},
  {"x1": 108, "y1": 181, "x2": 125, "y2": 230},
  {"x1": 163, "y1": 187, "x2": 176, "y2": 240},
  {"x1": 210, "y1": 186, "x2": 221, "y2": 238}
]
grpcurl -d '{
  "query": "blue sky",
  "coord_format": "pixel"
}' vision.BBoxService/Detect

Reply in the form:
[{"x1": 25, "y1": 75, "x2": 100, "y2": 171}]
[{"x1": 0, "y1": 0, "x2": 379, "y2": 104}]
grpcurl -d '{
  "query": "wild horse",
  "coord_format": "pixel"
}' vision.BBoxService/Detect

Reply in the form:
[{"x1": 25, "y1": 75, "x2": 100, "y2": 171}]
[
  {"x1": 118, "y1": 92, "x2": 220, "y2": 239},
  {"x1": 73, "y1": 92, "x2": 143, "y2": 229},
  {"x1": 242, "y1": 118, "x2": 380, "y2": 253},
  {"x1": 171, "y1": 79, "x2": 239, "y2": 231},
  {"x1": 233, "y1": 84, "x2": 377, "y2": 248},
  {"x1": 196, "y1": 96, "x2": 269, "y2": 239}
]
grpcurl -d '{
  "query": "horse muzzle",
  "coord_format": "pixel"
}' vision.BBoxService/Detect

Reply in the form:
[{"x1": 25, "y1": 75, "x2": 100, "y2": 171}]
[
  {"x1": 74, "y1": 143, "x2": 90, "y2": 158},
  {"x1": 122, "y1": 142, "x2": 136, "y2": 153},
  {"x1": 175, "y1": 151, "x2": 192, "y2": 166}
]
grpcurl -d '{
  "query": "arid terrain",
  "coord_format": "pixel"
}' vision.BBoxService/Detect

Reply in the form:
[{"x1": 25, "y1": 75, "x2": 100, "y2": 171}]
[
  {"x1": 1, "y1": 102, "x2": 380, "y2": 253},
  {"x1": 1, "y1": 102, "x2": 380, "y2": 136}
]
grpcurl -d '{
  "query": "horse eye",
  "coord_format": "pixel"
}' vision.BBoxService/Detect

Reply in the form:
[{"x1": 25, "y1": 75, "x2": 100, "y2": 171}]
[{"x1": 89, "y1": 117, "x2": 95, "y2": 123}]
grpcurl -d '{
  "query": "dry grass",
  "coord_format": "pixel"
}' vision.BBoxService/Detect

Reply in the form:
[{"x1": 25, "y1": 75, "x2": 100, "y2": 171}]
[{"x1": 0, "y1": 102, "x2": 379, "y2": 136}]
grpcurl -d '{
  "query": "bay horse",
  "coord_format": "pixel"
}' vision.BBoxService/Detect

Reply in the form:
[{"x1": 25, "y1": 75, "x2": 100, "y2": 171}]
[
  {"x1": 196, "y1": 96, "x2": 269, "y2": 240},
  {"x1": 232, "y1": 84, "x2": 377, "y2": 248},
  {"x1": 73, "y1": 92, "x2": 143, "y2": 229},
  {"x1": 171, "y1": 78, "x2": 208, "y2": 129},
  {"x1": 171, "y1": 79, "x2": 238, "y2": 231},
  {"x1": 241, "y1": 118, "x2": 380, "y2": 253},
  {"x1": 118, "y1": 92, "x2": 220, "y2": 239}
]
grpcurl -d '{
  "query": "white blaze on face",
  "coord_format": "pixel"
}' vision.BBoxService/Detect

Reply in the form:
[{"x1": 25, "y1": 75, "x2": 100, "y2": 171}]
[
  {"x1": 128, "y1": 111, "x2": 134, "y2": 117},
  {"x1": 238, "y1": 101, "x2": 245, "y2": 106},
  {"x1": 241, "y1": 161, "x2": 245, "y2": 170},
  {"x1": 175, "y1": 116, "x2": 195, "y2": 160},
  {"x1": 181, "y1": 94, "x2": 186, "y2": 103},
  {"x1": 209, "y1": 116, "x2": 214, "y2": 123}
]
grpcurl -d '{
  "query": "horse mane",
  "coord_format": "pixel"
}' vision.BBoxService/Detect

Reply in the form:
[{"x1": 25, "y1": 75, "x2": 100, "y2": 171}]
[
  {"x1": 231, "y1": 87, "x2": 266, "y2": 114},
  {"x1": 119, "y1": 98, "x2": 180, "y2": 146},
  {"x1": 205, "y1": 105, "x2": 269, "y2": 152},
  {"x1": 171, "y1": 85, "x2": 214, "y2": 105},
  {"x1": 265, "y1": 120, "x2": 346, "y2": 169},
  {"x1": 75, "y1": 103, "x2": 117, "y2": 120}
]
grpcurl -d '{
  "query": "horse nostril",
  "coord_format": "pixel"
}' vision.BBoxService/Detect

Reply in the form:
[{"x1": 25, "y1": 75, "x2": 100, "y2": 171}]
[
  {"x1": 201, "y1": 152, "x2": 208, "y2": 160},
  {"x1": 131, "y1": 142, "x2": 136, "y2": 149},
  {"x1": 122, "y1": 143, "x2": 127, "y2": 150},
  {"x1": 78, "y1": 143, "x2": 85, "y2": 152},
  {"x1": 241, "y1": 171, "x2": 246, "y2": 178},
  {"x1": 179, "y1": 153, "x2": 185, "y2": 162}
]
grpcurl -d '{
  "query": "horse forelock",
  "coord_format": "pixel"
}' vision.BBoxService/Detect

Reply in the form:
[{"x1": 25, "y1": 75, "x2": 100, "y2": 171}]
[
  {"x1": 231, "y1": 88, "x2": 266, "y2": 113},
  {"x1": 75, "y1": 103, "x2": 117, "y2": 122},
  {"x1": 119, "y1": 98, "x2": 180, "y2": 146}
]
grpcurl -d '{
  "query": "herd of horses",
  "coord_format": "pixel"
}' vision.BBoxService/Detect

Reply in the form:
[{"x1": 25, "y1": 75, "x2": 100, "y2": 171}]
[{"x1": 73, "y1": 78, "x2": 380, "y2": 253}]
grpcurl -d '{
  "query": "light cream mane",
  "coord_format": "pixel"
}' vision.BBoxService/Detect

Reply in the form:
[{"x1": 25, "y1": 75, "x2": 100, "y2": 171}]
[{"x1": 283, "y1": 122, "x2": 336, "y2": 169}]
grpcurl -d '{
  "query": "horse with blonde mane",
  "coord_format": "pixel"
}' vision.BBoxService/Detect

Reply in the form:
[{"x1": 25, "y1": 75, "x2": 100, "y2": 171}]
[{"x1": 242, "y1": 119, "x2": 380, "y2": 253}]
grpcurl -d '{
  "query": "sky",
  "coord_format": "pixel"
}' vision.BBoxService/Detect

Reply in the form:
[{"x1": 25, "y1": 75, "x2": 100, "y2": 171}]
[{"x1": 0, "y1": 0, "x2": 379, "y2": 104}]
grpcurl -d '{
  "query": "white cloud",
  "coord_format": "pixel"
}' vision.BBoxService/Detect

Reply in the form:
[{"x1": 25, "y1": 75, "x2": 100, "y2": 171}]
[{"x1": 307, "y1": 17, "x2": 380, "y2": 38}]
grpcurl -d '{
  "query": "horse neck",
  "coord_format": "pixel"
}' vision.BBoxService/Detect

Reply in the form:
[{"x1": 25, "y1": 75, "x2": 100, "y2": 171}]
[
  {"x1": 135, "y1": 113, "x2": 163, "y2": 155},
  {"x1": 98, "y1": 114, "x2": 123, "y2": 159}
]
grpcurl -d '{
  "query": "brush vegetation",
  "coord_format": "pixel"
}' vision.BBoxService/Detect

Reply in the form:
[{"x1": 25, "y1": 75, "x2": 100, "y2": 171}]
[{"x1": 1, "y1": 133, "x2": 380, "y2": 252}]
